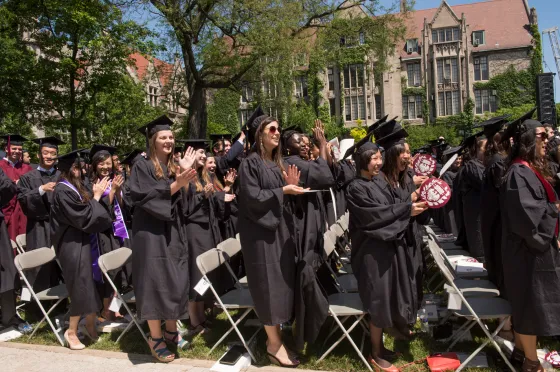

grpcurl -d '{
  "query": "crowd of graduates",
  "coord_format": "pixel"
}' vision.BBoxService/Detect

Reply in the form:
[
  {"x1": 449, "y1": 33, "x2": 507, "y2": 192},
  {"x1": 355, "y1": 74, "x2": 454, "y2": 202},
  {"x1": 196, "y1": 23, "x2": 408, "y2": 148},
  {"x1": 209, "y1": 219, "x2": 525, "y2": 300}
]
[{"x1": 0, "y1": 106, "x2": 558, "y2": 372}]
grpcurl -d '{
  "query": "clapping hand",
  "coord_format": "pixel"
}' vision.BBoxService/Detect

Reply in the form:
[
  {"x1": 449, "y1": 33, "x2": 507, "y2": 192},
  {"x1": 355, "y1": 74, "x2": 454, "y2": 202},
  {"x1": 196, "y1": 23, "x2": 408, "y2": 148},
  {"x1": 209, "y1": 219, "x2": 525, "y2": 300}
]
[
  {"x1": 93, "y1": 177, "x2": 110, "y2": 201},
  {"x1": 283, "y1": 164, "x2": 301, "y2": 186},
  {"x1": 204, "y1": 183, "x2": 214, "y2": 198},
  {"x1": 178, "y1": 147, "x2": 197, "y2": 170},
  {"x1": 224, "y1": 169, "x2": 237, "y2": 187},
  {"x1": 111, "y1": 174, "x2": 124, "y2": 191},
  {"x1": 42, "y1": 182, "x2": 57, "y2": 193},
  {"x1": 176, "y1": 168, "x2": 197, "y2": 187}
]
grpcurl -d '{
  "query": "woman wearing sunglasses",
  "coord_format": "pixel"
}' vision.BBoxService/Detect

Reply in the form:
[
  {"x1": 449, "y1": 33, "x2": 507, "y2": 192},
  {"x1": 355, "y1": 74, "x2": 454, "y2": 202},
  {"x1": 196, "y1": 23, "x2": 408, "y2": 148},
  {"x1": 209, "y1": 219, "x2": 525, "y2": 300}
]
[
  {"x1": 500, "y1": 119, "x2": 560, "y2": 372},
  {"x1": 238, "y1": 115, "x2": 305, "y2": 368}
]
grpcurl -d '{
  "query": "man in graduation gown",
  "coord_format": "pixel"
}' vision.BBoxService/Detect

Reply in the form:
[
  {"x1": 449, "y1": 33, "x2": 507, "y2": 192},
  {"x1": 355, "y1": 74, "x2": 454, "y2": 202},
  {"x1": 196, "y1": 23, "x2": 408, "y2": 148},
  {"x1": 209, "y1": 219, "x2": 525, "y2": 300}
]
[
  {"x1": 0, "y1": 135, "x2": 33, "y2": 241},
  {"x1": 213, "y1": 131, "x2": 246, "y2": 182},
  {"x1": 17, "y1": 137, "x2": 64, "y2": 293}
]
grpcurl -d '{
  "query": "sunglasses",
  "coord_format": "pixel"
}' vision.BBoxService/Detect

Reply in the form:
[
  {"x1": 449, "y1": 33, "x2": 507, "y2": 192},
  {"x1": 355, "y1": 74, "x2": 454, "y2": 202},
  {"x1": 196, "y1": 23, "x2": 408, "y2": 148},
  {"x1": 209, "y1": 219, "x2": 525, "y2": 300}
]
[
  {"x1": 536, "y1": 132, "x2": 548, "y2": 141},
  {"x1": 268, "y1": 126, "x2": 281, "y2": 134}
]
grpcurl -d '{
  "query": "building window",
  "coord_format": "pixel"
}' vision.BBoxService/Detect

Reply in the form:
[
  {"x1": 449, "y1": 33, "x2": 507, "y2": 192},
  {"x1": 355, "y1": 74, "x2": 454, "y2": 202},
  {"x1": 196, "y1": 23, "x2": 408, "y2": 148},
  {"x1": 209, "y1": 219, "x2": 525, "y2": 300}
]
[
  {"x1": 343, "y1": 64, "x2": 364, "y2": 89},
  {"x1": 293, "y1": 53, "x2": 307, "y2": 67},
  {"x1": 406, "y1": 39, "x2": 419, "y2": 53},
  {"x1": 472, "y1": 31, "x2": 485, "y2": 46},
  {"x1": 266, "y1": 106, "x2": 279, "y2": 118},
  {"x1": 294, "y1": 75, "x2": 308, "y2": 98},
  {"x1": 375, "y1": 94, "x2": 382, "y2": 119},
  {"x1": 474, "y1": 89, "x2": 497, "y2": 114},
  {"x1": 241, "y1": 85, "x2": 253, "y2": 103},
  {"x1": 344, "y1": 96, "x2": 366, "y2": 121},
  {"x1": 148, "y1": 86, "x2": 159, "y2": 107},
  {"x1": 359, "y1": 32, "x2": 365, "y2": 45},
  {"x1": 263, "y1": 80, "x2": 278, "y2": 99},
  {"x1": 437, "y1": 91, "x2": 460, "y2": 116},
  {"x1": 407, "y1": 63, "x2": 421, "y2": 86},
  {"x1": 474, "y1": 56, "x2": 489, "y2": 81},
  {"x1": 402, "y1": 95, "x2": 423, "y2": 119},
  {"x1": 344, "y1": 97, "x2": 351, "y2": 121},
  {"x1": 239, "y1": 109, "x2": 253, "y2": 126},
  {"x1": 328, "y1": 68, "x2": 335, "y2": 91},
  {"x1": 341, "y1": 32, "x2": 365, "y2": 48},
  {"x1": 432, "y1": 27, "x2": 460, "y2": 43},
  {"x1": 329, "y1": 98, "x2": 336, "y2": 116},
  {"x1": 436, "y1": 58, "x2": 458, "y2": 84}
]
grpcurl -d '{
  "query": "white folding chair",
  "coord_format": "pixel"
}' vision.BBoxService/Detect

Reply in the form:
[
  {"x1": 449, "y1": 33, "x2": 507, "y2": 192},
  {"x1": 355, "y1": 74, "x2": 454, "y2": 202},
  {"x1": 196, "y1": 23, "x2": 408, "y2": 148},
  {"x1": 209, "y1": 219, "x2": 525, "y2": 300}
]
[
  {"x1": 14, "y1": 247, "x2": 68, "y2": 346},
  {"x1": 11, "y1": 239, "x2": 24, "y2": 256},
  {"x1": 15, "y1": 234, "x2": 26, "y2": 253},
  {"x1": 97, "y1": 248, "x2": 149, "y2": 345},
  {"x1": 426, "y1": 238, "x2": 515, "y2": 371},
  {"x1": 322, "y1": 230, "x2": 357, "y2": 293},
  {"x1": 217, "y1": 238, "x2": 247, "y2": 288},
  {"x1": 196, "y1": 248, "x2": 260, "y2": 362}
]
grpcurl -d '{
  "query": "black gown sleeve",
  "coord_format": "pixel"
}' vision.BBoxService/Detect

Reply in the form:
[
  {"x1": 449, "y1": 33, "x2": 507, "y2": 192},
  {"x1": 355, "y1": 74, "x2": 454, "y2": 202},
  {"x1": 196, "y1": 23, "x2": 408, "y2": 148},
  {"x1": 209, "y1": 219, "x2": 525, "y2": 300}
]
[
  {"x1": 129, "y1": 159, "x2": 175, "y2": 221},
  {"x1": 52, "y1": 186, "x2": 113, "y2": 234},
  {"x1": 294, "y1": 157, "x2": 335, "y2": 190},
  {"x1": 503, "y1": 165, "x2": 558, "y2": 253},
  {"x1": 0, "y1": 169, "x2": 16, "y2": 208},
  {"x1": 346, "y1": 180, "x2": 411, "y2": 241},
  {"x1": 238, "y1": 156, "x2": 284, "y2": 230},
  {"x1": 17, "y1": 173, "x2": 50, "y2": 219},
  {"x1": 463, "y1": 160, "x2": 485, "y2": 191}
]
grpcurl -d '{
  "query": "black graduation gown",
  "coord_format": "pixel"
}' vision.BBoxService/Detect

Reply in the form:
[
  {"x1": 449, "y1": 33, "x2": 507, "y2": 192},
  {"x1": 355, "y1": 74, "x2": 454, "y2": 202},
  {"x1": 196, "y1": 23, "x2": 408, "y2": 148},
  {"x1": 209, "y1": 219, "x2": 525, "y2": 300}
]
[
  {"x1": 346, "y1": 176, "x2": 416, "y2": 329},
  {"x1": 460, "y1": 160, "x2": 485, "y2": 259},
  {"x1": 50, "y1": 183, "x2": 113, "y2": 316},
  {"x1": 332, "y1": 160, "x2": 355, "y2": 220},
  {"x1": 453, "y1": 166, "x2": 468, "y2": 247},
  {"x1": 500, "y1": 163, "x2": 560, "y2": 336},
  {"x1": 441, "y1": 170, "x2": 458, "y2": 235},
  {"x1": 215, "y1": 141, "x2": 244, "y2": 182},
  {"x1": 0, "y1": 169, "x2": 17, "y2": 294},
  {"x1": 184, "y1": 181, "x2": 228, "y2": 300},
  {"x1": 480, "y1": 155, "x2": 507, "y2": 291},
  {"x1": 129, "y1": 159, "x2": 190, "y2": 320},
  {"x1": 284, "y1": 155, "x2": 334, "y2": 261},
  {"x1": 237, "y1": 153, "x2": 297, "y2": 326},
  {"x1": 17, "y1": 169, "x2": 62, "y2": 291}
]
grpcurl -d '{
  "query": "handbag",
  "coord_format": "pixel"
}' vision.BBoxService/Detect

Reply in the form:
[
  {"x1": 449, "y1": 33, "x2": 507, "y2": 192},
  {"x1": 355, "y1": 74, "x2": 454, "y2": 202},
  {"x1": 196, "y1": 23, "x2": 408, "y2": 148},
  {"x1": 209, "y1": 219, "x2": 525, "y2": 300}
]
[{"x1": 426, "y1": 353, "x2": 461, "y2": 372}]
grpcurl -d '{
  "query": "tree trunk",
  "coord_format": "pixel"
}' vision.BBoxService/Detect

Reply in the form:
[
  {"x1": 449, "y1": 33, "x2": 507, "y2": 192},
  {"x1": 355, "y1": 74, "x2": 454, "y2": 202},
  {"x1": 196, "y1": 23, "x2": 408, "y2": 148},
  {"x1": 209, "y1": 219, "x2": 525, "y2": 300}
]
[{"x1": 187, "y1": 84, "x2": 207, "y2": 139}]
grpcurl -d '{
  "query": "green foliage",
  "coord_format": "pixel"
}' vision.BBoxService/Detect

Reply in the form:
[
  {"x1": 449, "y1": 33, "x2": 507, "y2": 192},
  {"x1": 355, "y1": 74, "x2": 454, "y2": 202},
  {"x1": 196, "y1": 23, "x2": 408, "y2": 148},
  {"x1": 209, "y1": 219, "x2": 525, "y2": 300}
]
[
  {"x1": 529, "y1": 24, "x2": 543, "y2": 76},
  {"x1": 405, "y1": 123, "x2": 461, "y2": 151},
  {"x1": 473, "y1": 65, "x2": 535, "y2": 109},
  {"x1": 349, "y1": 126, "x2": 367, "y2": 142},
  {"x1": 287, "y1": 102, "x2": 316, "y2": 134},
  {"x1": 207, "y1": 89, "x2": 242, "y2": 135},
  {"x1": 402, "y1": 87, "x2": 425, "y2": 96}
]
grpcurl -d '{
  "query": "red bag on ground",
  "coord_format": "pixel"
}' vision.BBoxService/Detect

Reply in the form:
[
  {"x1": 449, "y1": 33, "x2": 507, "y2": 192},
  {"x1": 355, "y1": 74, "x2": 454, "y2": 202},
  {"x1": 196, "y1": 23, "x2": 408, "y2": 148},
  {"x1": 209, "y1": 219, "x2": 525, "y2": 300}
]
[{"x1": 426, "y1": 353, "x2": 461, "y2": 372}]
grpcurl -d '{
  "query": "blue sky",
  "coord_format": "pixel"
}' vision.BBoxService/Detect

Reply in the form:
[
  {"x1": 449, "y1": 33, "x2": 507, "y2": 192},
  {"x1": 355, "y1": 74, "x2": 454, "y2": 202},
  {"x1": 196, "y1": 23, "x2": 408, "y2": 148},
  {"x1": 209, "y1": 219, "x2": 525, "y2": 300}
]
[{"x1": 127, "y1": 0, "x2": 560, "y2": 100}]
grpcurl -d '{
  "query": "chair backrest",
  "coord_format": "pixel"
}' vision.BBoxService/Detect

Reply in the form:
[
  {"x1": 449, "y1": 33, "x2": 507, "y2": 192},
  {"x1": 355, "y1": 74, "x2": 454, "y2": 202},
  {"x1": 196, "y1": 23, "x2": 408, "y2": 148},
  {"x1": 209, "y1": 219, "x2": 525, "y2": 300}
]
[
  {"x1": 323, "y1": 230, "x2": 337, "y2": 257},
  {"x1": 14, "y1": 247, "x2": 55, "y2": 271},
  {"x1": 427, "y1": 238, "x2": 456, "y2": 283},
  {"x1": 235, "y1": 233, "x2": 240, "y2": 241},
  {"x1": 217, "y1": 238, "x2": 241, "y2": 259},
  {"x1": 10, "y1": 239, "x2": 18, "y2": 250},
  {"x1": 338, "y1": 215, "x2": 349, "y2": 231},
  {"x1": 98, "y1": 247, "x2": 132, "y2": 273},
  {"x1": 16, "y1": 234, "x2": 26, "y2": 250},
  {"x1": 330, "y1": 223, "x2": 344, "y2": 239},
  {"x1": 196, "y1": 248, "x2": 227, "y2": 276}
]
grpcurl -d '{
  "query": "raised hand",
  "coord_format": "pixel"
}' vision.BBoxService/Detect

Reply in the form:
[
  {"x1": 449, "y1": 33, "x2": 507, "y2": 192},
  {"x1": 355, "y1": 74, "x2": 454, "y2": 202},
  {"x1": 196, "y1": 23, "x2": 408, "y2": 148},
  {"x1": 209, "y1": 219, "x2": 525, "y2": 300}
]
[
  {"x1": 93, "y1": 177, "x2": 110, "y2": 200},
  {"x1": 283, "y1": 164, "x2": 301, "y2": 186},
  {"x1": 178, "y1": 146, "x2": 196, "y2": 170},
  {"x1": 225, "y1": 168, "x2": 237, "y2": 187}
]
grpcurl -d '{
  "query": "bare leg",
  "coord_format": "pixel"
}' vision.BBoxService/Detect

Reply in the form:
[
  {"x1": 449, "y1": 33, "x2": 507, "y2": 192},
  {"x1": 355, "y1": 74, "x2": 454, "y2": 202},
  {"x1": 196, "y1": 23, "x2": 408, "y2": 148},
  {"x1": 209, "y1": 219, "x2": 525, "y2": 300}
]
[
  {"x1": 265, "y1": 325, "x2": 298, "y2": 366},
  {"x1": 515, "y1": 332, "x2": 538, "y2": 361},
  {"x1": 85, "y1": 313, "x2": 98, "y2": 338},
  {"x1": 188, "y1": 301, "x2": 206, "y2": 327},
  {"x1": 64, "y1": 315, "x2": 85, "y2": 349},
  {"x1": 146, "y1": 320, "x2": 174, "y2": 361},
  {"x1": 369, "y1": 322, "x2": 393, "y2": 369}
]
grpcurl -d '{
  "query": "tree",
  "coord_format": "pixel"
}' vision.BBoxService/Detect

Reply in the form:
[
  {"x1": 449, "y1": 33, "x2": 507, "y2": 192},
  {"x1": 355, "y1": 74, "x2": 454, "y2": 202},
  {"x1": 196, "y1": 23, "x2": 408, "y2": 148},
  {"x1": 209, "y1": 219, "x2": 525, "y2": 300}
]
[
  {"x1": 5, "y1": 0, "x2": 155, "y2": 149},
  {"x1": 132, "y1": 0, "x2": 374, "y2": 138}
]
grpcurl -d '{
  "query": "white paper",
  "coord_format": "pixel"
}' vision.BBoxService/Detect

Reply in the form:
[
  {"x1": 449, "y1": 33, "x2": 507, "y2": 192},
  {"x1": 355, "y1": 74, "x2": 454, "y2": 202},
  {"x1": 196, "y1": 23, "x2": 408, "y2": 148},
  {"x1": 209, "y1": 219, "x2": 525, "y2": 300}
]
[
  {"x1": 338, "y1": 139, "x2": 355, "y2": 160},
  {"x1": 21, "y1": 287, "x2": 31, "y2": 302},
  {"x1": 302, "y1": 189, "x2": 325, "y2": 193},
  {"x1": 456, "y1": 261, "x2": 485, "y2": 273},
  {"x1": 329, "y1": 138, "x2": 340, "y2": 160},
  {"x1": 109, "y1": 296, "x2": 123, "y2": 313},
  {"x1": 194, "y1": 277, "x2": 211, "y2": 295},
  {"x1": 447, "y1": 292, "x2": 462, "y2": 310}
]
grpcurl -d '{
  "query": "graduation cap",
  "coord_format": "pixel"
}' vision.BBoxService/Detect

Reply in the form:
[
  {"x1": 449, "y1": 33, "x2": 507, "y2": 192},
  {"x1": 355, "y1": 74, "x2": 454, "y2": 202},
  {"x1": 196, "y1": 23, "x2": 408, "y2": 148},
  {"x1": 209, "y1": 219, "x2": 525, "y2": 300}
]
[
  {"x1": 210, "y1": 134, "x2": 232, "y2": 143},
  {"x1": 89, "y1": 144, "x2": 117, "y2": 161},
  {"x1": 245, "y1": 106, "x2": 267, "y2": 144},
  {"x1": 174, "y1": 139, "x2": 187, "y2": 153},
  {"x1": 443, "y1": 145, "x2": 462, "y2": 157},
  {"x1": 473, "y1": 115, "x2": 511, "y2": 138},
  {"x1": 341, "y1": 132, "x2": 378, "y2": 161},
  {"x1": 121, "y1": 149, "x2": 144, "y2": 166},
  {"x1": 55, "y1": 149, "x2": 86, "y2": 173},
  {"x1": 1, "y1": 134, "x2": 28, "y2": 156},
  {"x1": 460, "y1": 131, "x2": 485, "y2": 151},
  {"x1": 368, "y1": 115, "x2": 389, "y2": 132},
  {"x1": 373, "y1": 119, "x2": 408, "y2": 150},
  {"x1": 501, "y1": 108, "x2": 537, "y2": 141},
  {"x1": 138, "y1": 115, "x2": 173, "y2": 151},
  {"x1": 32, "y1": 136, "x2": 65, "y2": 150},
  {"x1": 183, "y1": 139, "x2": 210, "y2": 151}
]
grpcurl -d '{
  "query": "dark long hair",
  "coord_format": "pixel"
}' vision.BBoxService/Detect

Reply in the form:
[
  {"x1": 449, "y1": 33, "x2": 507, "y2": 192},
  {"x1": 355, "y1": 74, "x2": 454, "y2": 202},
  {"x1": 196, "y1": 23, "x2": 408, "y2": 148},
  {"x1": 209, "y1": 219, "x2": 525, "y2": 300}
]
[
  {"x1": 356, "y1": 147, "x2": 381, "y2": 175},
  {"x1": 507, "y1": 127, "x2": 551, "y2": 178},
  {"x1": 89, "y1": 151, "x2": 113, "y2": 181},
  {"x1": 381, "y1": 143, "x2": 409, "y2": 188},
  {"x1": 253, "y1": 116, "x2": 285, "y2": 171},
  {"x1": 60, "y1": 166, "x2": 91, "y2": 203},
  {"x1": 484, "y1": 131, "x2": 510, "y2": 166}
]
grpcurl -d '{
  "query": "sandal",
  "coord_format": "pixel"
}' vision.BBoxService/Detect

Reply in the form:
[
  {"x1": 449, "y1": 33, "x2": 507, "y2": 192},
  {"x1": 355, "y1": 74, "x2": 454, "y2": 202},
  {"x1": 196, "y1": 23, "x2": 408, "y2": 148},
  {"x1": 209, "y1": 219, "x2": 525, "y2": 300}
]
[
  {"x1": 187, "y1": 320, "x2": 211, "y2": 336},
  {"x1": 149, "y1": 336, "x2": 175, "y2": 363},
  {"x1": 510, "y1": 347, "x2": 525, "y2": 368},
  {"x1": 368, "y1": 355, "x2": 399, "y2": 372},
  {"x1": 164, "y1": 330, "x2": 190, "y2": 350},
  {"x1": 267, "y1": 352, "x2": 300, "y2": 368},
  {"x1": 522, "y1": 358, "x2": 544, "y2": 372}
]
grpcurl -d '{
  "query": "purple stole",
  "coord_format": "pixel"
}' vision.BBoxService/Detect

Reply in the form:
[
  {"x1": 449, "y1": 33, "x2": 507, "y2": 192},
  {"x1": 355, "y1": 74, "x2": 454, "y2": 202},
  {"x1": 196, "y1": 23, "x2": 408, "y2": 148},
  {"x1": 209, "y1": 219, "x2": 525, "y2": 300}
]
[
  {"x1": 101, "y1": 181, "x2": 129, "y2": 242},
  {"x1": 59, "y1": 180, "x2": 103, "y2": 283}
]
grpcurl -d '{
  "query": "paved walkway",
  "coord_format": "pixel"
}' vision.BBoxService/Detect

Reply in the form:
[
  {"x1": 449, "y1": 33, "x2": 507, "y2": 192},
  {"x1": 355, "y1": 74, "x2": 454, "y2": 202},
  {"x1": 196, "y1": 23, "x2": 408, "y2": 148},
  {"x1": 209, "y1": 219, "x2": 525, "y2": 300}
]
[{"x1": 0, "y1": 343, "x2": 322, "y2": 372}]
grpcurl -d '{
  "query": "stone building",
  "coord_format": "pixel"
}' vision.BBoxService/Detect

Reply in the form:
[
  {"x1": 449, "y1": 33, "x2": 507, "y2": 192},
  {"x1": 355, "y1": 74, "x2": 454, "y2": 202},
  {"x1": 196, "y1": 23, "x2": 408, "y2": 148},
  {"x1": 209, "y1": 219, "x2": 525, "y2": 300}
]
[{"x1": 238, "y1": 0, "x2": 538, "y2": 127}]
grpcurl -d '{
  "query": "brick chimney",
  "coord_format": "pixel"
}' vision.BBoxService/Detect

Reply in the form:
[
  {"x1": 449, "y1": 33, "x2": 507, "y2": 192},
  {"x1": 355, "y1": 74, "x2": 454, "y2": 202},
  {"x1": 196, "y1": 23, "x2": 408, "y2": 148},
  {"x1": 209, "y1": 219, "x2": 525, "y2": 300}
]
[{"x1": 401, "y1": 0, "x2": 408, "y2": 12}]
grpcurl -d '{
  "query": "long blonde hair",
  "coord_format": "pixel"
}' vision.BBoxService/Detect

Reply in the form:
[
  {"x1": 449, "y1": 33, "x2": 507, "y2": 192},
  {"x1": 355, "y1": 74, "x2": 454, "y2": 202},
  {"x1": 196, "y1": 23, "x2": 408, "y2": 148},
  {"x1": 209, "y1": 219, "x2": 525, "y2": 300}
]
[{"x1": 148, "y1": 133, "x2": 177, "y2": 179}]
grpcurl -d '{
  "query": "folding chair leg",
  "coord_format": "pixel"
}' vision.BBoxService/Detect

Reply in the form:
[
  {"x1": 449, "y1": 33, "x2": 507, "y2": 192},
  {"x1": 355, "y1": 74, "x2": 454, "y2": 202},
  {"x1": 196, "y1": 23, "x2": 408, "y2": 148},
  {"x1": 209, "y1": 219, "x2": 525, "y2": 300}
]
[
  {"x1": 29, "y1": 298, "x2": 65, "y2": 340},
  {"x1": 317, "y1": 314, "x2": 373, "y2": 372},
  {"x1": 321, "y1": 316, "x2": 350, "y2": 350},
  {"x1": 207, "y1": 308, "x2": 252, "y2": 355},
  {"x1": 116, "y1": 319, "x2": 135, "y2": 343},
  {"x1": 447, "y1": 320, "x2": 476, "y2": 350}
]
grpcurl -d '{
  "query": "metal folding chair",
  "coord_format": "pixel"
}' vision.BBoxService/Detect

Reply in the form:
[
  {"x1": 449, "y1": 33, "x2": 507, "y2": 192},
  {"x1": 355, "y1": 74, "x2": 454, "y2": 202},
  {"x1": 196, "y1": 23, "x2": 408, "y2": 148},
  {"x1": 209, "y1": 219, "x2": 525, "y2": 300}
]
[
  {"x1": 97, "y1": 248, "x2": 149, "y2": 345},
  {"x1": 14, "y1": 247, "x2": 68, "y2": 346},
  {"x1": 323, "y1": 230, "x2": 357, "y2": 293},
  {"x1": 11, "y1": 239, "x2": 24, "y2": 256},
  {"x1": 217, "y1": 238, "x2": 247, "y2": 288},
  {"x1": 15, "y1": 234, "x2": 26, "y2": 253},
  {"x1": 196, "y1": 248, "x2": 260, "y2": 362},
  {"x1": 426, "y1": 238, "x2": 514, "y2": 371}
]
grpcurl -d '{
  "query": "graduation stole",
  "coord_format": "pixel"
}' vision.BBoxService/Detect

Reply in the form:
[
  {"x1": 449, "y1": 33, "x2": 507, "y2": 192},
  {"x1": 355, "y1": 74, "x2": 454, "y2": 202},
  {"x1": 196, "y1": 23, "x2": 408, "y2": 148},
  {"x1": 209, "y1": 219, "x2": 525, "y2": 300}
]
[
  {"x1": 59, "y1": 180, "x2": 104, "y2": 283},
  {"x1": 101, "y1": 181, "x2": 129, "y2": 241},
  {"x1": 512, "y1": 158, "x2": 559, "y2": 237}
]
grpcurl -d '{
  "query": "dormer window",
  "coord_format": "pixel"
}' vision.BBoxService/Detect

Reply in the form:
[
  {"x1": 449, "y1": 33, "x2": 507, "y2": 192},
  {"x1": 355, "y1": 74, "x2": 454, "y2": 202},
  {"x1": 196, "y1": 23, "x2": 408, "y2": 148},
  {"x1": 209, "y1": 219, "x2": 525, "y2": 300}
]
[
  {"x1": 406, "y1": 39, "x2": 419, "y2": 54},
  {"x1": 432, "y1": 27, "x2": 460, "y2": 43},
  {"x1": 472, "y1": 30, "x2": 485, "y2": 46}
]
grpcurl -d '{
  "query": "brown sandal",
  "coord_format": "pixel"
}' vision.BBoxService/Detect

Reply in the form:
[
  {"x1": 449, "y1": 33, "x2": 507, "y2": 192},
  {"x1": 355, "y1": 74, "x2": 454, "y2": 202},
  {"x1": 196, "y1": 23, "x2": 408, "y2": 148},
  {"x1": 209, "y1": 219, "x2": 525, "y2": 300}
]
[{"x1": 522, "y1": 358, "x2": 544, "y2": 372}]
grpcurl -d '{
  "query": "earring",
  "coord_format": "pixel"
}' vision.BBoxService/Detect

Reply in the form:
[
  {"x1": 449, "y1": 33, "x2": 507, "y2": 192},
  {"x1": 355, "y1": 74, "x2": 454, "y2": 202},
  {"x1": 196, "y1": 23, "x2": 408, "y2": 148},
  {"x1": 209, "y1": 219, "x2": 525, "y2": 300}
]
[{"x1": 287, "y1": 149, "x2": 290, "y2": 155}]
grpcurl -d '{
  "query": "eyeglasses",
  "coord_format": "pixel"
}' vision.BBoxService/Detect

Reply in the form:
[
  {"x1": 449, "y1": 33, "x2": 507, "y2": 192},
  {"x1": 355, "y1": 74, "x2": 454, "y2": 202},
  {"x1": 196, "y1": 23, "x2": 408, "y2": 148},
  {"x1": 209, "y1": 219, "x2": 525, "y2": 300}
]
[
  {"x1": 268, "y1": 126, "x2": 281, "y2": 134},
  {"x1": 536, "y1": 132, "x2": 548, "y2": 141}
]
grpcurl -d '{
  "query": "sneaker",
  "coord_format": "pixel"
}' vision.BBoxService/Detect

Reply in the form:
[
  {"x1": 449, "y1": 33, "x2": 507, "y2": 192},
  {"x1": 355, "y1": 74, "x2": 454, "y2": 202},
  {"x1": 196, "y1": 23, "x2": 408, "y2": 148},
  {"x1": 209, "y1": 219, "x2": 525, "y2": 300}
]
[{"x1": 17, "y1": 323, "x2": 33, "y2": 335}]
